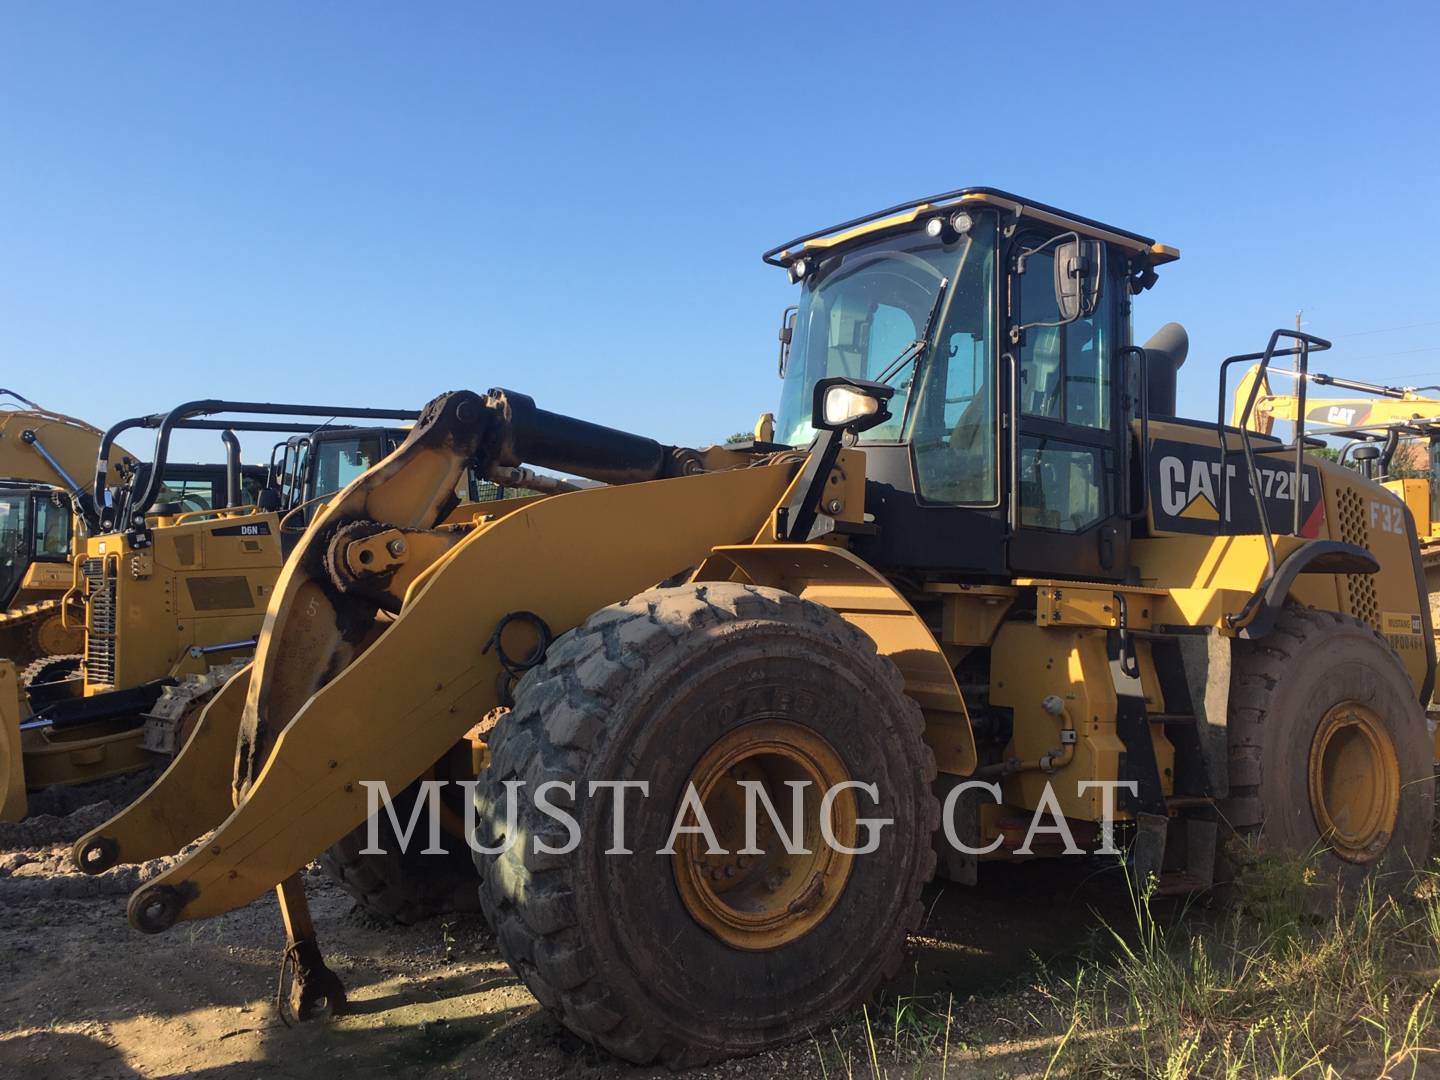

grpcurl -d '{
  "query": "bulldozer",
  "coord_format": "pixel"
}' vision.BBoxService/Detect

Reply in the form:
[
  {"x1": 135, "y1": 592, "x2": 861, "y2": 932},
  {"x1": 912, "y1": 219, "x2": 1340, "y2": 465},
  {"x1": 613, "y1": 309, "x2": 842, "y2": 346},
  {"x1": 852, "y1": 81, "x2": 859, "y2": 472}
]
[
  {"x1": 76, "y1": 187, "x2": 1435, "y2": 1066},
  {"x1": 1, "y1": 400, "x2": 423, "y2": 818}
]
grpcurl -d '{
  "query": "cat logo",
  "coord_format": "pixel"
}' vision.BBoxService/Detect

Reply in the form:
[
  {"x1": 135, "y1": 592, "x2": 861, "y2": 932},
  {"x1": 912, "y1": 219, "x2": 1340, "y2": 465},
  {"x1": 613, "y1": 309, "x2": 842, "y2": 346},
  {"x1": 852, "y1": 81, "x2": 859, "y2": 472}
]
[
  {"x1": 1325, "y1": 405, "x2": 1359, "y2": 426},
  {"x1": 1149, "y1": 438, "x2": 1323, "y2": 536},
  {"x1": 1178, "y1": 488, "x2": 1219, "y2": 521}
]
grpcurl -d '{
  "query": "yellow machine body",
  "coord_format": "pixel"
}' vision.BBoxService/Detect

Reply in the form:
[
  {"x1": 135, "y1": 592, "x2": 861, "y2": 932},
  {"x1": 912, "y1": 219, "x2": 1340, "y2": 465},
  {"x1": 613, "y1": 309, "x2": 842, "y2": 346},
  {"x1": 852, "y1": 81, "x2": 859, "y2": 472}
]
[
  {"x1": 73, "y1": 190, "x2": 1438, "y2": 1068},
  {"x1": 74, "y1": 508, "x2": 283, "y2": 694},
  {"x1": 84, "y1": 397, "x2": 1432, "y2": 924}
]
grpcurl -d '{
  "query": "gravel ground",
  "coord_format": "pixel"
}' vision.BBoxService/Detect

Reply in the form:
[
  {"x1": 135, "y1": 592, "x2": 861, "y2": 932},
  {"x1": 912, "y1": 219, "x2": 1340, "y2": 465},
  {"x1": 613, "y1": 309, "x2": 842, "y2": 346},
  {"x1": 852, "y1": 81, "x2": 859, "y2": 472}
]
[{"x1": 0, "y1": 785, "x2": 1127, "y2": 1079}]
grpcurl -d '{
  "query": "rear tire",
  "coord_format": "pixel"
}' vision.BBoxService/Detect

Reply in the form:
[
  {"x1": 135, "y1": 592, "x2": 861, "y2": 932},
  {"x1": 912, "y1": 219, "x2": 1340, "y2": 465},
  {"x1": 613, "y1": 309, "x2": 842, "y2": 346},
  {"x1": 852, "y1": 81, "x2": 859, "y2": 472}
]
[
  {"x1": 472, "y1": 582, "x2": 938, "y2": 1067},
  {"x1": 319, "y1": 781, "x2": 482, "y2": 925},
  {"x1": 1222, "y1": 605, "x2": 1433, "y2": 891}
]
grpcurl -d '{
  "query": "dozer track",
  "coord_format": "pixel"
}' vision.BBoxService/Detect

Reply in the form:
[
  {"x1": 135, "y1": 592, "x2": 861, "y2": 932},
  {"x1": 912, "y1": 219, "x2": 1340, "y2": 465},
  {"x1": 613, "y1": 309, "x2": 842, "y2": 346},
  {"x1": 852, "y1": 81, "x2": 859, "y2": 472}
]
[
  {"x1": 0, "y1": 598, "x2": 84, "y2": 670},
  {"x1": 139, "y1": 659, "x2": 252, "y2": 757}
]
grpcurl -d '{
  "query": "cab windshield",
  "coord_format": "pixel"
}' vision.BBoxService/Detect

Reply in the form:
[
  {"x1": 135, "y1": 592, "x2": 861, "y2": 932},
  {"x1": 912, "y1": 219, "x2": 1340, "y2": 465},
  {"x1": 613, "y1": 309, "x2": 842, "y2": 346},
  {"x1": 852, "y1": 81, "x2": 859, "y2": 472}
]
[{"x1": 774, "y1": 214, "x2": 998, "y2": 504}]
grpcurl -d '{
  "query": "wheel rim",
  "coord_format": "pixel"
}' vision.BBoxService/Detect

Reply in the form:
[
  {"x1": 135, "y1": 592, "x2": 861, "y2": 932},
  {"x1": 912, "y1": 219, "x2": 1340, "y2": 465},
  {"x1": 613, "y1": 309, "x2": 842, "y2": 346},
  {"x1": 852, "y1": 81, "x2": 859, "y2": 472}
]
[
  {"x1": 672, "y1": 719, "x2": 856, "y2": 951},
  {"x1": 1307, "y1": 701, "x2": 1400, "y2": 863}
]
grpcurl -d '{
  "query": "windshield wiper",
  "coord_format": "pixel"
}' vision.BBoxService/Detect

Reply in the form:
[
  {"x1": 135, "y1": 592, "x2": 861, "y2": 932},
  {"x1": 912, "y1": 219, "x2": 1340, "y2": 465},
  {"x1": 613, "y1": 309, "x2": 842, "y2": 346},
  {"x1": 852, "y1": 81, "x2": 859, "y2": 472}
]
[{"x1": 873, "y1": 276, "x2": 950, "y2": 386}]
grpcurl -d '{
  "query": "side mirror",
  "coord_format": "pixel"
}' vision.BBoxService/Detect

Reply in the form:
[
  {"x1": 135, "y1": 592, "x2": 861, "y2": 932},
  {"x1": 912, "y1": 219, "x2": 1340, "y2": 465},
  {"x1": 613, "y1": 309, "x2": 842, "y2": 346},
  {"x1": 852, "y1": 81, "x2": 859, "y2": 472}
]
[
  {"x1": 811, "y1": 376, "x2": 895, "y2": 433},
  {"x1": 1053, "y1": 236, "x2": 1103, "y2": 322},
  {"x1": 778, "y1": 305, "x2": 798, "y2": 377},
  {"x1": 1010, "y1": 232, "x2": 1105, "y2": 344}
]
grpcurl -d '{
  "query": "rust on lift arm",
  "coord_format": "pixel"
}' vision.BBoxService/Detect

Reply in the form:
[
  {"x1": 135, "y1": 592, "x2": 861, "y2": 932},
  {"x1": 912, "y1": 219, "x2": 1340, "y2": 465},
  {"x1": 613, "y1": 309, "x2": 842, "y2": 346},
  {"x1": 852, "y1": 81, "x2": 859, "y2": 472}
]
[
  {"x1": 235, "y1": 391, "x2": 498, "y2": 799},
  {"x1": 123, "y1": 389, "x2": 800, "y2": 933}
]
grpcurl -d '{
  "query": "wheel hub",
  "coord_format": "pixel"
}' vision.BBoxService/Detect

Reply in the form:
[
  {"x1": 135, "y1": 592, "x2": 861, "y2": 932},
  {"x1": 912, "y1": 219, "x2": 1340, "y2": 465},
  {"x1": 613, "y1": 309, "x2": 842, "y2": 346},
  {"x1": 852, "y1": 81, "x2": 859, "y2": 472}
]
[
  {"x1": 1307, "y1": 701, "x2": 1400, "y2": 863},
  {"x1": 672, "y1": 719, "x2": 856, "y2": 951}
]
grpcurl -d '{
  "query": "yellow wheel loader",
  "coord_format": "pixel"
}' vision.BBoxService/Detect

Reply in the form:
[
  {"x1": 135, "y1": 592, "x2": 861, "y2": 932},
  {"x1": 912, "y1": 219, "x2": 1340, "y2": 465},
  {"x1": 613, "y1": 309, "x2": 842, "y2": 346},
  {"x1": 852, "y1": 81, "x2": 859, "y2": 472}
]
[
  {"x1": 80, "y1": 188, "x2": 1435, "y2": 1064},
  {"x1": 3, "y1": 400, "x2": 424, "y2": 818},
  {"x1": 0, "y1": 390, "x2": 134, "y2": 676}
]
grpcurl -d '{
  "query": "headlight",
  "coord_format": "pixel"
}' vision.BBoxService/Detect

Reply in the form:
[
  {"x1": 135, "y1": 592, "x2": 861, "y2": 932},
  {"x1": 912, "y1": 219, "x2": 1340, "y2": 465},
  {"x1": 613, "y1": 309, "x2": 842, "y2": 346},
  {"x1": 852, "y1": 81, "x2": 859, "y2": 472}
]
[
  {"x1": 822, "y1": 385, "x2": 881, "y2": 427},
  {"x1": 809, "y1": 377, "x2": 895, "y2": 434}
]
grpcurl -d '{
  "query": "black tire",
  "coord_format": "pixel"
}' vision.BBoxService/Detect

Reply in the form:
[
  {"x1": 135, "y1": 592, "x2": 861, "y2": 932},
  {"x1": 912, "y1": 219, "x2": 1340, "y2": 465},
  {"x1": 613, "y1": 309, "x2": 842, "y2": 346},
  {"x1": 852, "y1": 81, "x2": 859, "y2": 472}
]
[
  {"x1": 1221, "y1": 605, "x2": 1434, "y2": 891},
  {"x1": 473, "y1": 582, "x2": 939, "y2": 1067},
  {"x1": 319, "y1": 781, "x2": 482, "y2": 925}
]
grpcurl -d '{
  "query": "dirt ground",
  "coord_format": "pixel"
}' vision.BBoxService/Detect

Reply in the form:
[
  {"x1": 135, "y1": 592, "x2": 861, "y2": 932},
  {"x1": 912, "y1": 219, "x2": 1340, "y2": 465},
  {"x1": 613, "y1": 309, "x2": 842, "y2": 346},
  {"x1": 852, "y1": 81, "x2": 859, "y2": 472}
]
[{"x1": 0, "y1": 781, "x2": 1128, "y2": 1080}]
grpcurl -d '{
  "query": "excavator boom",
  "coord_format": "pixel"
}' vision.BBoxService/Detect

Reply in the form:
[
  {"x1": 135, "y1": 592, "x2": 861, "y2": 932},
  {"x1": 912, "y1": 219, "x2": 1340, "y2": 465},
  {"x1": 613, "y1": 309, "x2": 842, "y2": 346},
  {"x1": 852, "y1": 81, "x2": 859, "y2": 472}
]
[{"x1": 0, "y1": 395, "x2": 132, "y2": 500}]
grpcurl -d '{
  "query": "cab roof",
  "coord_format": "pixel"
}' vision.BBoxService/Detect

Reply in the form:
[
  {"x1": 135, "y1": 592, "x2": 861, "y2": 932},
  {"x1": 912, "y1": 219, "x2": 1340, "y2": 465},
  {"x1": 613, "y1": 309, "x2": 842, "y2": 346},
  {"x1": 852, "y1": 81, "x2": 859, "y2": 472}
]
[{"x1": 763, "y1": 186, "x2": 1180, "y2": 269}]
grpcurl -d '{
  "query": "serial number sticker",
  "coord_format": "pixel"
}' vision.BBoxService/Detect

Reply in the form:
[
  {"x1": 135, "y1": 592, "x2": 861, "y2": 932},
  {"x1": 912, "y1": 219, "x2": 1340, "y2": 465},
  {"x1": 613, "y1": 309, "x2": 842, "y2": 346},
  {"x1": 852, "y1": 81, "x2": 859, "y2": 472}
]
[{"x1": 1382, "y1": 611, "x2": 1423, "y2": 636}]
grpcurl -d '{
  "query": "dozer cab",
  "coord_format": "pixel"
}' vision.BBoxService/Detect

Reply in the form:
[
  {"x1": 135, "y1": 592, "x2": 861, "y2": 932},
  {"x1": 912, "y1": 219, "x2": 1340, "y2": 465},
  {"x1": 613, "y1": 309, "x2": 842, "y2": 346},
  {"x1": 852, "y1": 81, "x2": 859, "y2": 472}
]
[
  {"x1": 1, "y1": 400, "x2": 424, "y2": 818},
  {"x1": 81, "y1": 188, "x2": 1435, "y2": 1066}
]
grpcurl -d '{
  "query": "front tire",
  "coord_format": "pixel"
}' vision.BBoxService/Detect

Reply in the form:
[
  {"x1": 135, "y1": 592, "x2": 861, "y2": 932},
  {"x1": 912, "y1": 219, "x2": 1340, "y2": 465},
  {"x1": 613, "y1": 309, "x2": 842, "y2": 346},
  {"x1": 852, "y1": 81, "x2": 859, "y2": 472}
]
[{"x1": 473, "y1": 583, "x2": 938, "y2": 1067}]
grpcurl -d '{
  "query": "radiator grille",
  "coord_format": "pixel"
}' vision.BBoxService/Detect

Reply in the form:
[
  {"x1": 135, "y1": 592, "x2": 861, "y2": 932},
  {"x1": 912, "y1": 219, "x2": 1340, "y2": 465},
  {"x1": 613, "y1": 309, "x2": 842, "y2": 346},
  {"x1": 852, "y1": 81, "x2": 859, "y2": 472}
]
[
  {"x1": 84, "y1": 557, "x2": 117, "y2": 686},
  {"x1": 1335, "y1": 486, "x2": 1379, "y2": 629}
]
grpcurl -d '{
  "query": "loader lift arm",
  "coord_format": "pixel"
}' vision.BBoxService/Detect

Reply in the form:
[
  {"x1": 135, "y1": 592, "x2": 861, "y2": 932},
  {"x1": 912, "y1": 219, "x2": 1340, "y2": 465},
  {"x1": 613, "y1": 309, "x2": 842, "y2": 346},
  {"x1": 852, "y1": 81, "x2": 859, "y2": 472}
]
[
  {"x1": 96, "y1": 388, "x2": 783, "y2": 954},
  {"x1": 98, "y1": 387, "x2": 787, "y2": 1013}
]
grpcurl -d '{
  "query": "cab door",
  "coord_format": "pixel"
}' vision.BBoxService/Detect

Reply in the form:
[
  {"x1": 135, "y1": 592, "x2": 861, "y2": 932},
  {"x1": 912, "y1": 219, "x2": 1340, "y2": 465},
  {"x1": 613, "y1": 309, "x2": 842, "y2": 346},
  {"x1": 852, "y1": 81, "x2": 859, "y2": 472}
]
[{"x1": 1005, "y1": 233, "x2": 1129, "y2": 580}]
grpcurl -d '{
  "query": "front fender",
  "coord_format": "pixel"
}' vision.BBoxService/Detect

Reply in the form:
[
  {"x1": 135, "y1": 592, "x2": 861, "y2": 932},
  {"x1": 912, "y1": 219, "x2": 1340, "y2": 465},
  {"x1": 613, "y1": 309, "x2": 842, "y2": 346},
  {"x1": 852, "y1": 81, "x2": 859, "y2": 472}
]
[{"x1": 698, "y1": 544, "x2": 977, "y2": 776}]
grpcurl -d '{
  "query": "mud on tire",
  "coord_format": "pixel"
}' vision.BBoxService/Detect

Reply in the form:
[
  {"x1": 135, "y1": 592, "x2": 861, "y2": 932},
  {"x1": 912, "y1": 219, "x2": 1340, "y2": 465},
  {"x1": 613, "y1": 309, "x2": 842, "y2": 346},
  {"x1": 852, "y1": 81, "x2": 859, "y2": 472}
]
[{"x1": 472, "y1": 582, "x2": 939, "y2": 1067}]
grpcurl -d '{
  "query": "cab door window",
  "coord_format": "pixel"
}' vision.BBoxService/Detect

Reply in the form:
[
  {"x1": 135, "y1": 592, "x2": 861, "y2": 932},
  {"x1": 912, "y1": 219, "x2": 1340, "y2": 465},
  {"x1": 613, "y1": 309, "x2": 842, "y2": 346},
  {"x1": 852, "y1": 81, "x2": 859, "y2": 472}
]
[
  {"x1": 1017, "y1": 437, "x2": 1109, "y2": 532},
  {"x1": 1012, "y1": 235, "x2": 1120, "y2": 536},
  {"x1": 31, "y1": 493, "x2": 71, "y2": 558},
  {"x1": 1016, "y1": 244, "x2": 1111, "y2": 430},
  {"x1": 313, "y1": 436, "x2": 385, "y2": 499}
]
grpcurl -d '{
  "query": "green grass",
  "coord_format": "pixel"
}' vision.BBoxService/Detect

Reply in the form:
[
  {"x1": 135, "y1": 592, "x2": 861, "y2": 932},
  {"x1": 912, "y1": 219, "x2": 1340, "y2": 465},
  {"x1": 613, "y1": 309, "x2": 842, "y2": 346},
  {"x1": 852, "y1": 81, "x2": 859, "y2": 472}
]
[
  {"x1": 1042, "y1": 858, "x2": 1440, "y2": 1079},
  {"x1": 808, "y1": 847, "x2": 1440, "y2": 1079}
]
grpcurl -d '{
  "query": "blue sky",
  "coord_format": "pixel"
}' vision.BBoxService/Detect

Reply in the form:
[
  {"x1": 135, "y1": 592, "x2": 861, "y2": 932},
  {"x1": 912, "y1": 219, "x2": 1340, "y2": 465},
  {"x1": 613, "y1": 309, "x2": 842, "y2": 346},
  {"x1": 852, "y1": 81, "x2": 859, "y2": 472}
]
[{"x1": 2, "y1": 2, "x2": 1438, "y2": 465}]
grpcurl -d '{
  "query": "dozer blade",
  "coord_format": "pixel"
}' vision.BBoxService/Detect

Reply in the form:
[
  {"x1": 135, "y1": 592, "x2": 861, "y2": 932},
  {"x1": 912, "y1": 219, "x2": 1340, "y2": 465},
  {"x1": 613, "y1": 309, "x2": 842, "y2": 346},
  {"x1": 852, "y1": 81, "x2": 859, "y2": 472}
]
[
  {"x1": 72, "y1": 664, "x2": 252, "y2": 873},
  {"x1": 125, "y1": 393, "x2": 794, "y2": 931},
  {"x1": 1, "y1": 662, "x2": 27, "y2": 822}
]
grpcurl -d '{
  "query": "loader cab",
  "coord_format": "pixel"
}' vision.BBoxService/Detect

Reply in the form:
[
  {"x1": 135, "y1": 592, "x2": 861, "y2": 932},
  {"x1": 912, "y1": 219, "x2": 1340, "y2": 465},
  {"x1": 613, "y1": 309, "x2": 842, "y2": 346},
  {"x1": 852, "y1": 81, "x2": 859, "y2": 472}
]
[
  {"x1": 0, "y1": 484, "x2": 71, "y2": 608},
  {"x1": 268, "y1": 426, "x2": 409, "y2": 528},
  {"x1": 769, "y1": 188, "x2": 1175, "y2": 581}
]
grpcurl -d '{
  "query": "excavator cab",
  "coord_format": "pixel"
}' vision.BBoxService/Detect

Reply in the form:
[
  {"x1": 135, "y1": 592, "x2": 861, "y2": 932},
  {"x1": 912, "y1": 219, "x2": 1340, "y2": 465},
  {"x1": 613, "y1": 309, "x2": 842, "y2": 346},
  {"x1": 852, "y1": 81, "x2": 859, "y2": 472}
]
[{"x1": 0, "y1": 485, "x2": 71, "y2": 610}]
